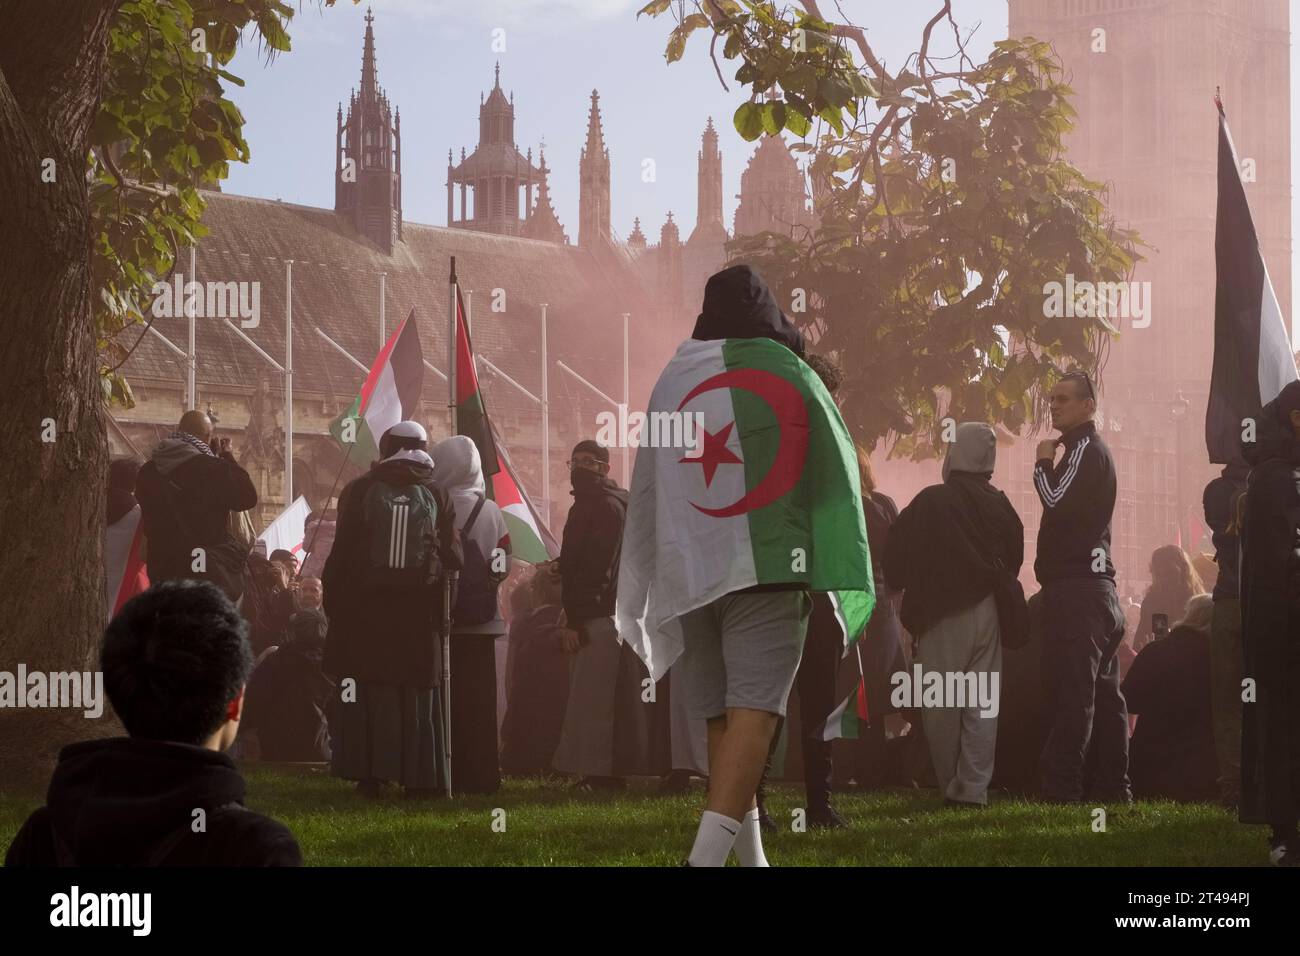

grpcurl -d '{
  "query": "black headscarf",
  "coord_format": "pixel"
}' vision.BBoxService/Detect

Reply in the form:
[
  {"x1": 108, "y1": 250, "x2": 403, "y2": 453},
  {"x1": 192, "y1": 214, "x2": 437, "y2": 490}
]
[{"x1": 691, "y1": 264, "x2": 805, "y2": 357}]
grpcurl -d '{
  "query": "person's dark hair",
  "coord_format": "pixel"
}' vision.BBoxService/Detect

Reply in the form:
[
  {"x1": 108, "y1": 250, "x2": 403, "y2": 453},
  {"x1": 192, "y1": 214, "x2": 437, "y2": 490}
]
[
  {"x1": 102, "y1": 580, "x2": 253, "y2": 745},
  {"x1": 571, "y1": 439, "x2": 610, "y2": 464},
  {"x1": 805, "y1": 353, "x2": 843, "y2": 396},
  {"x1": 269, "y1": 549, "x2": 296, "y2": 565},
  {"x1": 1059, "y1": 369, "x2": 1095, "y2": 402},
  {"x1": 108, "y1": 457, "x2": 141, "y2": 492}
]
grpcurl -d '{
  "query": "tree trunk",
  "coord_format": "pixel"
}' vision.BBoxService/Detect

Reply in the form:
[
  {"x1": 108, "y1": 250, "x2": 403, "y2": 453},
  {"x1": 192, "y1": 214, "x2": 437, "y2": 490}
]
[{"x1": 0, "y1": 1, "x2": 123, "y2": 787}]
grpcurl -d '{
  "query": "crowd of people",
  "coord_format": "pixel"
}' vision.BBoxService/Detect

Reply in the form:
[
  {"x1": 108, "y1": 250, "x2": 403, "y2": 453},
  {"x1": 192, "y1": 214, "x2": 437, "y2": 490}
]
[{"x1": 6, "y1": 265, "x2": 1299, "y2": 869}]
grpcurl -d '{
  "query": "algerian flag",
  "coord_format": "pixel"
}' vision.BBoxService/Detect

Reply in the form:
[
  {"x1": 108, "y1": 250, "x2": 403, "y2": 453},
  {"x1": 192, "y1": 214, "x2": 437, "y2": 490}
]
[
  {"x1": 490, "y1": 424, "x2": 559, "y2": 564},
  {"x1": 830, "y1": 589, "x2": 873, "y2": 656},
  {"x1": 617, "y1": 337, "x2": 874, "y2": 680},
  {"x1": 329, "y1": 309, "x2": 424, "y2": 464}
]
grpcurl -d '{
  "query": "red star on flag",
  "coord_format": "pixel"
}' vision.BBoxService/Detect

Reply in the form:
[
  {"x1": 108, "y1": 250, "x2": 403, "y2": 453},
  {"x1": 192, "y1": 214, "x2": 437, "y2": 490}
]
[{"x1": 681, "y1": 421, "x2": 742, "y2": 488}]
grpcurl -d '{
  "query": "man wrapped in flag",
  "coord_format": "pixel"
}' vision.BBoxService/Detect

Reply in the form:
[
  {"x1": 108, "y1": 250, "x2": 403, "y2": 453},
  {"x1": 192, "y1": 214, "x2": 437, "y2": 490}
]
[{"x1": 617, "y1": 265, "x2": 873, "y2": 867}]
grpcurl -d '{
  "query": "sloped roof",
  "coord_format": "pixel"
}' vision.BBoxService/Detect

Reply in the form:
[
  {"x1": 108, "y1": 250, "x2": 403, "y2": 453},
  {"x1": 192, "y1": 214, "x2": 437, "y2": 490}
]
[{"x1": 118, "y1": 191, "x2": 665, "y2": 426}]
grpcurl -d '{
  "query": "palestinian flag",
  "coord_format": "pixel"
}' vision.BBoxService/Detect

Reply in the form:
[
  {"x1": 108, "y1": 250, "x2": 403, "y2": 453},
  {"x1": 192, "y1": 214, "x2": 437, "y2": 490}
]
[
  {"x1": 821, "y1": 680, "x2": 869, "y2": 742},
  {"x1": 454, "y1": 287, "x2": 499, "y2": 479},
  {"x1": 490, "y1": 424, "x2": 559, "y2": 564},
  {"x1": 617, "y1": 336, "x2": 874, "y2": 680},
  {"x1": 329, "y1": 309, "x2": 424, "y2": 463},
  {"x1": 1207, "y1": 96, "x2": 1298, "y2": 463},
  {"x1": 104, "y1": 506, "x2": 149, "y2": 621}
]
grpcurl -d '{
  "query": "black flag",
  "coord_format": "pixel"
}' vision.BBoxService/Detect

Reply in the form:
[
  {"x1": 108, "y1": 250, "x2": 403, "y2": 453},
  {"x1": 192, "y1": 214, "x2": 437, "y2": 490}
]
[{"x1": 1206, "y1": 96, "x2": 1297, "y2": 463}]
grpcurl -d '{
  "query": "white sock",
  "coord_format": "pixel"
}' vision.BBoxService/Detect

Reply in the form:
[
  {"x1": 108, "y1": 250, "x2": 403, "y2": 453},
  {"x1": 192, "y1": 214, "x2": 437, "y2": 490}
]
[
  {"x1": 733, "y1": 807, "x2": 770, "y2": 867},
  {"x1": 687, "y1": 810, "x2": 742, "y2": 867}
]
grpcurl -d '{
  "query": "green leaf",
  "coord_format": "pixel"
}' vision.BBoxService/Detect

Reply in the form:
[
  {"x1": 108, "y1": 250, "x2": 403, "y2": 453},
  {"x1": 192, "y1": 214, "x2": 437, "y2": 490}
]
[
  {"x1": 637, "y1": 0, "x2": 673, "y2": 16},
  {"x1": 761, "y1": 101, "x2": 786, "y2": 135},
  {"x1": 734, "y1": 100, "x2": 764, "y2": 141},
  {"x1": 784, "y1": 107, "x2": 812, "y2": 137}
]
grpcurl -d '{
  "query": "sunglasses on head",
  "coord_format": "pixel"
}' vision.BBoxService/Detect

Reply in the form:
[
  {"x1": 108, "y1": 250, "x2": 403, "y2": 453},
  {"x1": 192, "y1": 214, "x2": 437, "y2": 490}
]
[{"x1": 1063, "y1": 370, "x2": 1095, "y2": 402}]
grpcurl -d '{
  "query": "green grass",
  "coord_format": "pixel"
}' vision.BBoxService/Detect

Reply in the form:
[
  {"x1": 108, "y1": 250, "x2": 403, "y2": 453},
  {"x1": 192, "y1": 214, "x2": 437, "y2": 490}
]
[{"x1": 0, "y1": 767, "x2": 1268, "y2": 866}]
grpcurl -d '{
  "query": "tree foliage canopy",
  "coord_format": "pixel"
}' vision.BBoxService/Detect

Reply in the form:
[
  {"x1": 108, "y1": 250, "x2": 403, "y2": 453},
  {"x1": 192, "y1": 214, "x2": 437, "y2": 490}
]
[
  {"x1": 642, "y1": 0, "x2": 1144, "y2": 457},
  {"x1": 93, "y1": 0, "x2": 350, "y2": 407}
]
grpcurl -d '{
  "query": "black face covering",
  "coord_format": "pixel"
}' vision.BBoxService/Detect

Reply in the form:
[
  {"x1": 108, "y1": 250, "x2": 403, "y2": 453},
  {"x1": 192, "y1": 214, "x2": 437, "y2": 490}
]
[{"x1": 571, "y1": 466, "x2": 603, "y2": 491}]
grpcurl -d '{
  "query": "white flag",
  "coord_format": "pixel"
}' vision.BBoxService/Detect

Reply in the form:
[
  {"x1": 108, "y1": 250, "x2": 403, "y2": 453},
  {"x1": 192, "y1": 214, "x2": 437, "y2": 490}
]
[{"x1": 257, "y1": 495, "x2": 313, "y2": 568}]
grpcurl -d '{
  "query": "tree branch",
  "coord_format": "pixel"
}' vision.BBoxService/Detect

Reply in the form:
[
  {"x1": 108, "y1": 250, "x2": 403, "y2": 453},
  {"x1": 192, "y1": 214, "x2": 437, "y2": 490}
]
[{"x1": 795, "y1": 0, "x2": 892, "y2": 83}]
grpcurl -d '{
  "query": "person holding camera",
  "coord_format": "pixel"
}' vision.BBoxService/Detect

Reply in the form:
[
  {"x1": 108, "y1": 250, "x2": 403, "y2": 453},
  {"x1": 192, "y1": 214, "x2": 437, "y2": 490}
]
[{"x1": 135, "y1": 409, "x2": 258, "y2": 602}]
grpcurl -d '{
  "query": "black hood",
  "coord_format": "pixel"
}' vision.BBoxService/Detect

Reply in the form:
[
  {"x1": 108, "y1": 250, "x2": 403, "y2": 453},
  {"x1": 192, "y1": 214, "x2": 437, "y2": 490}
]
[
  {"x1": 691, "y1": 264, "x2": 805, "y2": 357},
  {"x1": 571, "y1": 468, "x2": 628, "y2": 505},
  {"x1": 44, "y1": 737, "x2": 246, "y2": 865},
  {"x1": 1241, "y1": 396, "x2": 1300, "y2": 467}
]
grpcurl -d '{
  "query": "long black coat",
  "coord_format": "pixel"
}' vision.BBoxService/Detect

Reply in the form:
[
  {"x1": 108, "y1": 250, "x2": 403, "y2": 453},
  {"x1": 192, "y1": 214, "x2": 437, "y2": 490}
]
[
  {"x1": 322, "y1": 458, "x2": 462, "y2": 688},
  {"x1": 1239, "y1": 403, "x2": 1300, "y2": 826}
]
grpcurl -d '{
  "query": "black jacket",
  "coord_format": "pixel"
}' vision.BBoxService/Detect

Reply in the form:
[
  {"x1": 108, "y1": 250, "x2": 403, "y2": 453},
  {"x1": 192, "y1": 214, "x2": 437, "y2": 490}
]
[
  {"x1": 242, "y1": 612, "x2": 335, "y2": 762},
  {"x1": 5, "y1": 738, "x2": 301, "y2": 867},
  {"x1": 1203, "y1": 468, "x2": 1247, "y2": 601},
  {"x1": 1033, "y1": 421, "x2": 1117, "y2": 584},
  {"x1": 322, "y1": 457, "x2": 462, "y2": 687},
  {"x1": 1238, "y1": 399, "x2": 1300, "y2": 825},
  {"x1": 135, "y1": 437, "x2": 258, "y2": 600},
  {"x1": 560, "y1": 470, "x2": 628, "y2": 625},
  {"x1": 884, "y1": 474, "x2": 1023, "y2": 635},
  {"x1": 1122, "y1": 624, "x2": 1218, "y2": 802}
]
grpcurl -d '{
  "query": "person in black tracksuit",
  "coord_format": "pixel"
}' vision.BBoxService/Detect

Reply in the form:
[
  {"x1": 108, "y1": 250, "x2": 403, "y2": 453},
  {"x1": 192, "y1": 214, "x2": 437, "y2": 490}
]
[{"x1": 1034, "y1": 371, "x2": 1131, "y2": 803}]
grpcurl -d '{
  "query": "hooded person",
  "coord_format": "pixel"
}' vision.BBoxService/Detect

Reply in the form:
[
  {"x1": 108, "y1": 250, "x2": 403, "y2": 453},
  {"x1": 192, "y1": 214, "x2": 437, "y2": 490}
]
[
  {"x1": 134, "y1": 410, "x2": 258, "y2": 602},
  {"x1": 618, "y1": 264, "x2": 873, "y2": 867},
  {"x1": 1238, "y1": 382, "x2": 1300, "y2": 865},
  {"x1": 884, "y1": 422, "x2": 1024, "y2": 806},
  {"x1": 322, "y1": 421, "x2": 462, "y2": 798},
  {"x1": 552, "y1": 438, "x2": 654, "y2": 791},
  {"x1": 429, "y1": 435, "x2": 512, "y2": 794},
  {"x1": 6, "y1": 581, "x2": 301, "y2": 867}
]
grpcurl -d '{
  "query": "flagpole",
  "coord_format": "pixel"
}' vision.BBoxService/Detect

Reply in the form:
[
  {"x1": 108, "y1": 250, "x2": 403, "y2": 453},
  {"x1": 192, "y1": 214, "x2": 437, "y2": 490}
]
[
  {"x1": 445, "y1": 256, "x2": 457, "y2": 798},
  {"x1": 541, "y1": 303, "x2": 550, "y2": 527},
  {"x1": 449, "y1": 258, "x2": 457, "y2": 434},
  {"x1": 379, "y1": 271, "x2": 386, "y2": 351},
  {"x1": 622, "y1": 312, "x2": 630, "y2": 488},
  {"x1": 285, "y1": 259, "x2": 294, "y2": 506},
  {"x1": 187, "y1": 244, "x2": 196, "y2": 409}
]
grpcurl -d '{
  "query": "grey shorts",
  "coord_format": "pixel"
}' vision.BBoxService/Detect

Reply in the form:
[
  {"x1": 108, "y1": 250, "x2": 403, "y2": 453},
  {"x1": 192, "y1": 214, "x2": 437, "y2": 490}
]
[{"x1": 678, "y1": 589, "x2": 812, "y2": 720}]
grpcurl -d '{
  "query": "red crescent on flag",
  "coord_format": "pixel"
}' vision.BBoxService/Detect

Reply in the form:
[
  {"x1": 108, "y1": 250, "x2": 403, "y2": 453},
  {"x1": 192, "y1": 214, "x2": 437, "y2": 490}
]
[{"x1": 677, "y1": 367, "x2": 809, "y2": 517}]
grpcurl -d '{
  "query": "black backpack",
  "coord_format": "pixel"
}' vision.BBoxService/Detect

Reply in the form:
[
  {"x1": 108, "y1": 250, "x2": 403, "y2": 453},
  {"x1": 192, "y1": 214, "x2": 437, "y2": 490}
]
[
  {"x1": 453, "y1": 494, "x2": 500, "y2": 626},
  {"x1": 359, "y1": 477, "x2": 443, "y2": 591}
]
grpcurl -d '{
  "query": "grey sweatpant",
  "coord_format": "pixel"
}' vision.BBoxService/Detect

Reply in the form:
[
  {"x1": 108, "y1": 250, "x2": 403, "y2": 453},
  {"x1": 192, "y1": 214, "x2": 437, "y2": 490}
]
[{"x1": 915, "y1": 594, "x2": 1002, "y2": 805}]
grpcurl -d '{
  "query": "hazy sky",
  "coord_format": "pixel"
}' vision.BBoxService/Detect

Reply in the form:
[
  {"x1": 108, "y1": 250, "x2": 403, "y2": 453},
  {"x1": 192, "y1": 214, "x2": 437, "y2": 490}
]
[
  {"x1": 223, "y1": 0, "x2": 1298, "y2": 331},
  {"x1": 224, "y1": 0, "x2": 1009, "y2": 238}
]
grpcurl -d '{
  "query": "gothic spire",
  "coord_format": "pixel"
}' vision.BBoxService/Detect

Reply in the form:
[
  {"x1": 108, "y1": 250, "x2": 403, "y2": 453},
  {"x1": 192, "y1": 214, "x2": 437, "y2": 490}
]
[{"x1": 359, "y1": 7, "x2": 379, "y2": 103}]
